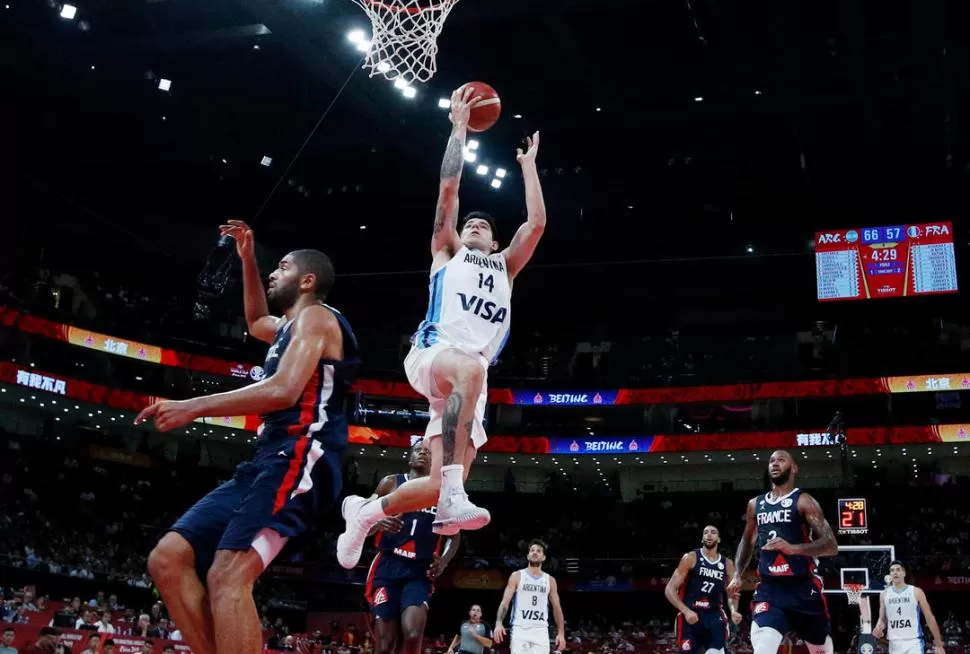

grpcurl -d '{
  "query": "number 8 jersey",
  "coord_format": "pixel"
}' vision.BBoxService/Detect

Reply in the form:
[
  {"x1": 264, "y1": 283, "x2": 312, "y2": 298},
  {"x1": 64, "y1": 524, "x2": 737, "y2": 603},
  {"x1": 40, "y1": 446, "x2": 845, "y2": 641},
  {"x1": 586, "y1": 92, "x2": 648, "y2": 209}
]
[
  {"x1": 412, "y1": 246, "x2": 512, "y2": 365},
  {"x1": 512, "y1": 569, "x2": 550, "y2": 634}
]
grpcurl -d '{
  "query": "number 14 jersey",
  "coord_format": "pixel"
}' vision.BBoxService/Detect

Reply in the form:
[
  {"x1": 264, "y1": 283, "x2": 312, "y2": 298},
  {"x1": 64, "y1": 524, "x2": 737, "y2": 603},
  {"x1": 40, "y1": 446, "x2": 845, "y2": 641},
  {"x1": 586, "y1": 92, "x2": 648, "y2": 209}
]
[{"x1": 412, "y1": 246, "x2": 512, "y2": 366}]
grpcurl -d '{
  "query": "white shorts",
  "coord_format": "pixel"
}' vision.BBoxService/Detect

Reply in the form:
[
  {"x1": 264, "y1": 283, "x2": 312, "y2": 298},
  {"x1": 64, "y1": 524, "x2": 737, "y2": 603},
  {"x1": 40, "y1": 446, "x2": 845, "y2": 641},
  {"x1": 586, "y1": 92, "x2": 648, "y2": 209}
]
[
  {"x1": 510, "y1": 629, "x2": 551, "y2": 654},
  {"x1": 889, "y1": 640, "x2": 924, "y2": 654},
  {"x1": 403, "y1": 342, "x2": 489, "y2": 450}
]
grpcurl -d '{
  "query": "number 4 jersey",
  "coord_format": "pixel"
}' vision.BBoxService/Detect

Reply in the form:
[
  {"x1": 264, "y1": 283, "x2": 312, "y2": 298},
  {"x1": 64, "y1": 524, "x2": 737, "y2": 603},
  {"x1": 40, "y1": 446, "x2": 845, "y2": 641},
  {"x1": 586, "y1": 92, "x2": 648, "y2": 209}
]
[{"x1": 412, "y1": 246, "x2": 512, "y2": 365}]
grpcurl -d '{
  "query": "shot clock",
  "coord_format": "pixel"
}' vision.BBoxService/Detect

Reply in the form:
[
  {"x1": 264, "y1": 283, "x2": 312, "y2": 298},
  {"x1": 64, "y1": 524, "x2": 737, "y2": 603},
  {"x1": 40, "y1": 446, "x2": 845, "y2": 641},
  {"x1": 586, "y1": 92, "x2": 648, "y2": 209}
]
[{"x1": 837, "y1": 498, "x2": 869, "y2": 535}]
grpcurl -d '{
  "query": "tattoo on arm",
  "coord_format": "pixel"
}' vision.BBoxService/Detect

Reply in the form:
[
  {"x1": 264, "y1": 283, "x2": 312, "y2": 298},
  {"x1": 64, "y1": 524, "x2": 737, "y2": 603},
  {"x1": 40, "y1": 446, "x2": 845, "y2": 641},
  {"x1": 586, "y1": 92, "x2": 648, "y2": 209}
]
[
  {"x1": 441, "y1": 392, "x2": 463, "y2": 466},
  {"x1": 440, "y1": 135, "x2": 464, "y2": 181}
]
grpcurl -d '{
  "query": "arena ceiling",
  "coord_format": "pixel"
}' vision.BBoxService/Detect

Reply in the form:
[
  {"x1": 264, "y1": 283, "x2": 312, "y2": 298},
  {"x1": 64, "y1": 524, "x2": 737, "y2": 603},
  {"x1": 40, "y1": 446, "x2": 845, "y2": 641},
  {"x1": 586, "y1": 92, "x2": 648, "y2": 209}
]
[{"x1": 7, "y1": 0, "x2": 970, "y2": 286}]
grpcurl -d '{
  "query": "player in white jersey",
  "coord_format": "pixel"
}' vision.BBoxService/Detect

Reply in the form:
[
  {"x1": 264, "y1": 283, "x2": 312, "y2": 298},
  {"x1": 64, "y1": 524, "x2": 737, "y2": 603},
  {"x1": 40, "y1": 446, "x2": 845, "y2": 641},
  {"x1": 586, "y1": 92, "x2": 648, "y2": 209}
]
[
  {"x1": 493, "y1": 540, "x2": 566, "y2": 654},
  {"x1": 873, "y1": 561, "x2": 945, "y2": 654},
  {"x1": 337, "y1": 85, "x2": 548, "y2": 568}
]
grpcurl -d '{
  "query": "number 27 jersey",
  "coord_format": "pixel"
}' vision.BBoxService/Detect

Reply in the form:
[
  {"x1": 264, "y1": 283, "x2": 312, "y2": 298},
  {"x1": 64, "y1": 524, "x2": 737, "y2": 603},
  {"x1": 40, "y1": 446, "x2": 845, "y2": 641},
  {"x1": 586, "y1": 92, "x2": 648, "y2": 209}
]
[{"x1": 412, "y1": 246, "x2": 512, "y2": 365}]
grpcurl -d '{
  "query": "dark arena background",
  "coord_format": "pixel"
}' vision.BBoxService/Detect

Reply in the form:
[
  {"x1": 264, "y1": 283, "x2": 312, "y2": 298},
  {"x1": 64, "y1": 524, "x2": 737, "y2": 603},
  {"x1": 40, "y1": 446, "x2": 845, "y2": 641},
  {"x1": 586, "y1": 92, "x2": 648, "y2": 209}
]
[{"x1": 3, "y1": 0, "x2": 970, "y2": 653}]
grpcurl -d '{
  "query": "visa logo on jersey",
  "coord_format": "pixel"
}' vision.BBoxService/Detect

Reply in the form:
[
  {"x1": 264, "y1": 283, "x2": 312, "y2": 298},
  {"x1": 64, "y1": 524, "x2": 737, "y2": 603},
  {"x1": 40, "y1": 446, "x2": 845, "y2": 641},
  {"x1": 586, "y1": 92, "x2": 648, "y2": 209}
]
[
  {"x1": 458, "y1": 293, "x2": 508, "y2": 324},
  {"x1": 890, "y1": 620, "x2": 913, "y2": 629},
  {"x1": 520, "y1": 610, "x2": 546, "y2": 622}
]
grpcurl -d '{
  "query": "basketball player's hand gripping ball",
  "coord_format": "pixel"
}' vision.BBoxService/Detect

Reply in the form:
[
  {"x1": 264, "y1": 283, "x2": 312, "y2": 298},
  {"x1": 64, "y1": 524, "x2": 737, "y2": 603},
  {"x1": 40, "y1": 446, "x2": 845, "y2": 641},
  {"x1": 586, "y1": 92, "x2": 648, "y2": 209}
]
[{"x1": 448, "y1": 85, "x2": 482, "y2": 128}]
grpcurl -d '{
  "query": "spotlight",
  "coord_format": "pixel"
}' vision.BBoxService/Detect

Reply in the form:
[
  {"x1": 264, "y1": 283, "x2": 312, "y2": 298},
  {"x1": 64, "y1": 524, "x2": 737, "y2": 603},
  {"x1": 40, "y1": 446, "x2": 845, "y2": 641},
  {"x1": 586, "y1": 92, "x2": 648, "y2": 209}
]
[
  {"x1": 438, "y1": 98, "x2": 451, "y2": 109},
  {"x1": 158, "y1": 78, "x2": 172, "y2": 91},
  {"x1": 475, "y1": 165, "x2": 489, "y2": 176},
  {"x1": 495, "y1": 168, "x2": 507, "y2": 179},
  {"x1": 467, "y1": 139, "x2": 480, "y2": 151},
  {"x1": 60, "y1": 3, "x2": 76, "y2": 19},
  {"x1": 490, "y1": 178, "x2": 501, "y2": 189}
]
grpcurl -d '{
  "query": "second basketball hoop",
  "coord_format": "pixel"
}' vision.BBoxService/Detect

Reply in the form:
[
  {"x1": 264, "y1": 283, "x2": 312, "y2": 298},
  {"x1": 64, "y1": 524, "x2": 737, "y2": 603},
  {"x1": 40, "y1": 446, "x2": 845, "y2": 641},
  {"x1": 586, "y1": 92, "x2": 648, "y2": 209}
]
[{"x1": 348, "y1": 0, "x2": 461, "y2": 85}]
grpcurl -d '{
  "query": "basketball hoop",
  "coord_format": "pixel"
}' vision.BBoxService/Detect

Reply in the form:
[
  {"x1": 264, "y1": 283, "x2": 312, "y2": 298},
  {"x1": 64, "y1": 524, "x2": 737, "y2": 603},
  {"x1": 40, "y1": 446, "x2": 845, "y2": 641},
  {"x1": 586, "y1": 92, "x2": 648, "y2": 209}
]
[
  {"x1": 348, "y1": 0, "x2": 461, "y2": 84},
  {"x1": 844, "y1": 583, "x2": 866, "y2": 605}
]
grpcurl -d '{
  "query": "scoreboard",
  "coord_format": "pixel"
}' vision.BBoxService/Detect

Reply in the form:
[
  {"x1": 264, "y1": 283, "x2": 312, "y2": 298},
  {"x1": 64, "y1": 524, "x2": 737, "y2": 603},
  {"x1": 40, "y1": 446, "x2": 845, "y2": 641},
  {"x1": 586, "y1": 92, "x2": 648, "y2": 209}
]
[
  {"x1": 837, "y1": 497, "x2": 868, "y2": 535},
  {"x1": 815, "y1": 222, "x2": 958, "y2": 301}
]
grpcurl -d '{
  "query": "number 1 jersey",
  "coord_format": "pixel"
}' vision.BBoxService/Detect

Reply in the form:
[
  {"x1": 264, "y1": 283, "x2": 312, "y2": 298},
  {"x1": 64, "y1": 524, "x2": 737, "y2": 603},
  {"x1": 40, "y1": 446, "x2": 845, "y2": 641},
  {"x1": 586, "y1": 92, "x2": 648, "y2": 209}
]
[{"x1": 412, "y1": 246, "x2": 512, "y2": 365}]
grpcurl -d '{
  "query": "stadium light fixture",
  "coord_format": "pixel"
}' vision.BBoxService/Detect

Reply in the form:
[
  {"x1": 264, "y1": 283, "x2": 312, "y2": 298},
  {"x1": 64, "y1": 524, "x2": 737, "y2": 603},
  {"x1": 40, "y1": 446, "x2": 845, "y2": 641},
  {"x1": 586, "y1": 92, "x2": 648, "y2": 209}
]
[
  {"x1": 463, "y1": 149, "x2": 476, "y2": 163},
  {"x1": 475, "y1": 165, "x2": 488, "y2": 176},
  {"x1": 467, "y1": 139, "x2": 480, "y2": 151},
  {"x1": 490, "y1": 178, "x2": 501, "y2": 189},
  {"x1": 158, "y1": 78, "x2": 172, "y2": 91},
  {"x1": 438, "y1": 98, "x2": 451, "y2": 109},
  {"x1": 60, "y1": 4, "x2": 77, "y2": 19},
  {"x1": 393, "y1": 78, "x2": 408, "y2": 90},
  {"x1": 402, "y1": 86, "x2": 417, "y2": 99},
  {"x1": 347, "y1": 29, "x2": 366, "y2": 44},
  {"x1": 495, "y1": 168, "x2": 507, "y2": 179}
]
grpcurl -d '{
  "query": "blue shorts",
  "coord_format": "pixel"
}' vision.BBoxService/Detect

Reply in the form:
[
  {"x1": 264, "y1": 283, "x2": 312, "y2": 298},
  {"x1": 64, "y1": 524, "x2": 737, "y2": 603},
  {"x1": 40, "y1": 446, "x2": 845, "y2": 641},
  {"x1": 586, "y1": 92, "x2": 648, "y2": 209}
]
[
  {"x1": 170, "y1": 435, "x2": 341, "y2": 575},
  {"x1": 677, "y1": 611, "x2": 728, "y2": 654},
  {"x1": 366, "y1": 552, "x2": 432, "y2": 620},
  {"x1": 752, "y1": 578, "x2": 830, "y2": 646},
  {"x1": 367, "y1": 577, "x2": 432, "y2": 621}
]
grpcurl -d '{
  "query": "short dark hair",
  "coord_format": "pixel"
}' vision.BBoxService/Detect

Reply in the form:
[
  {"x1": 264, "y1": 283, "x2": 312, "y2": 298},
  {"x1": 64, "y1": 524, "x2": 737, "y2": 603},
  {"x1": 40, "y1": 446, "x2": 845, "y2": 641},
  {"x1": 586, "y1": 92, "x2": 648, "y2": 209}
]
[
  {"x1": 105, "y1": 640, "x2": 116, "y2": 647},
  {"x1": 529, "y1": 538, "x2": 548, "y2": 554},
  {"x1": 3, "y1": 627, "x2": 13, "y2": 634},
  {"x1": 40, "y1": 627, "x2": 60, "y2": 637},
  {"x1": 890, "y1": 560, "x2": 907, "y2": 572},
  {"x1": 460, "y1": 211, "x2": 500, "y2": 244},
  {"x1": 289, "y1": 249, "x2": 335, "y2": 300}
]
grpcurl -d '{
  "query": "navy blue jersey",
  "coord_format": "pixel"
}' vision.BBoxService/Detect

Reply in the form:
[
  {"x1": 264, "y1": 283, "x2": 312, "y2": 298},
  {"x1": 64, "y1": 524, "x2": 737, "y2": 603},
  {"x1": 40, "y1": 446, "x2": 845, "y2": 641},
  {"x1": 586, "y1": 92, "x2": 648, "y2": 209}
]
[
  {"x1": 755, "y1": 488, "x2": 817, "y2": 578},
  {"x1": 376, "y1": 475, "x2": 441, "y2": 565},
  {"x1": 682, "y1": 550, "x2": 727, "y2": 613},
  {"x1": 258, "y1": 304, "x2": 360, "y2": 451}
]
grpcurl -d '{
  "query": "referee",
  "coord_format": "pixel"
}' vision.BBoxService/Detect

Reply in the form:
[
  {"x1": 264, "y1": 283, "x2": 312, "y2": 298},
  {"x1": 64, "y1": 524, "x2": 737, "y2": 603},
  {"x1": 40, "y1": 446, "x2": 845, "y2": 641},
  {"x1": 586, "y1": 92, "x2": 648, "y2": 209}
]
[{"x1": 447, "y1": 605, "x2": 493, "y2": 654}]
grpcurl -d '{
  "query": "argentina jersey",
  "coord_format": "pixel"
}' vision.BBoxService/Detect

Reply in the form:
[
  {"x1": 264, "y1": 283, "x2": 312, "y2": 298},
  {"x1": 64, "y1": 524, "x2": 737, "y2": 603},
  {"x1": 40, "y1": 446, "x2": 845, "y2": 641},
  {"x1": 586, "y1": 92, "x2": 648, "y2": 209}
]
[
  {"x1": 258, "y1": 304, "x2": 360, "y2": 451},
  {"x1": 683, "y1": 550, "x2": 727, "y2": 612},
  {"x1": 755, "y1": 488, "x2": 818, "y2": 578},
  {"x1": 413, "y1": 246, "x2": 512, "y2": 365}
]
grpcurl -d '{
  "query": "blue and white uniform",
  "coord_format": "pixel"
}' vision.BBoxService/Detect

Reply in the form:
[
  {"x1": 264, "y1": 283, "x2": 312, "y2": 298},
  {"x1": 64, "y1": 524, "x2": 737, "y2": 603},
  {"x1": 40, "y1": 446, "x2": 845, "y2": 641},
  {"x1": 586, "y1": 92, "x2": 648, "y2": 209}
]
[
  {"x1": 510, "y1": 568, "x2": 551, "y2": 654},
  {"x1": 884, "y1": 585, "x2": 924, "y2": 654},
  {"x1": 404, "y1": 246, "x2": 512, "y2": 448},
  {"x1": 171, "y1": 304, "x2": 359, "y2": 571}
]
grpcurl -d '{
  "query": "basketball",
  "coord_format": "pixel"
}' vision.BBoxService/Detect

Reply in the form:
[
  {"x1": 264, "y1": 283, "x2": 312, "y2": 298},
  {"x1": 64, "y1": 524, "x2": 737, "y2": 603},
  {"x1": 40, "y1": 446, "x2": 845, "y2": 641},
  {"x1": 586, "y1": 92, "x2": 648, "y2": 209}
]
[{"x1": 463, "y1": 81, "x2": 501, "y2": 133}]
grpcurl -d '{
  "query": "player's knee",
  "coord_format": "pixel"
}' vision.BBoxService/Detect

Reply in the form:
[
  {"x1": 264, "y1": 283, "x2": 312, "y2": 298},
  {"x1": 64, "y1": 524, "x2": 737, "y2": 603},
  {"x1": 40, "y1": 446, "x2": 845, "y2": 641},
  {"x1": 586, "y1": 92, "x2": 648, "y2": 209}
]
[
  {"x1": 450, "y1": 358, "x2": 484, "y2": 393},
  {"x1": 806, "y1": 636, "x2": 833, "y2": 654},
  {"x1": 206, "y1": 551, "x2": 257, "y2": 600},
  {"x1": 375, "y1": 634, "x2": 396, "y2": 654},
  {"x1": 750, "y1": 624, "x2": 784, "y2": 654},
  {"x1": 401, "y1": 627, "x2": 423, "y2": 647},
  {"x1": 148, "y1": 532, "x2": 194, "y2": 584}
]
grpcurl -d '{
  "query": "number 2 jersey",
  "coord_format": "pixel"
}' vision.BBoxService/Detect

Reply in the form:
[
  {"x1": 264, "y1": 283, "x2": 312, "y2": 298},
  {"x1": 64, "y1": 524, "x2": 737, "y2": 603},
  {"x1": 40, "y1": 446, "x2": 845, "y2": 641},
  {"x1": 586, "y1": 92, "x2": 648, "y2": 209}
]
[
  {"x1": 368, "y1": 474, "x2": 443, "y2": 583},
  {"x1": 412, "y1": 246, "x2": 512, "y2": 365},
  {"x1": 682, "y1": 550, "x2": 728, "y2": 613},
  {"x1": 754, "y1": 488, "x2": 819, "y2": 579}
]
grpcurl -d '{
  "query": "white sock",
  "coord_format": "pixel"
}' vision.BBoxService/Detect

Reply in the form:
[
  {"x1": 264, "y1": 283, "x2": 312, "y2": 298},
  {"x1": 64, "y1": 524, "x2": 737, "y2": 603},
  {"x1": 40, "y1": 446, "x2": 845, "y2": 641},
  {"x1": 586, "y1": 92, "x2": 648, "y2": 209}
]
[{"x1": 440, "y1": 464, "x2": 466, "y2": 497}]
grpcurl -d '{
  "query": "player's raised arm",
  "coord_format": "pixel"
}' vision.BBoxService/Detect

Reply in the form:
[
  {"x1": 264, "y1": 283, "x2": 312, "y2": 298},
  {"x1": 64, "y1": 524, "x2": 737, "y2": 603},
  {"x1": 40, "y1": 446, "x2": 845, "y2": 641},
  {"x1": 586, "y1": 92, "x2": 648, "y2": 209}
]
[
  {"x1": 135, "y1": 305, "x2": 338, "y2": 431},
  {"x1": 433, "y1": 86, "x2": 479, "y2": 262},
  {"x1": 914, "y1": 587, "x2": 945, "y2": 654},
  {"x1": 549, "y1": 575, "x2": 566, "y2": 651},
  {"x1": 503, "y1": 132, "x2": 546, "y2": 280},
  {"x1": 665, "y1": 552, "x2": 699, "y2": 624},
  {"x1": 791, "y1": 492, "x2": 839, "y2": 557},
  {"x1": 492, "y1": 570, "x2": 520, "y2": 644},
  {"x1": 729, "y1": 498, "x2": 758, "y2": 596},
  {"x1": 220, "y1": 220, "x2": 280, "y2": 344}
]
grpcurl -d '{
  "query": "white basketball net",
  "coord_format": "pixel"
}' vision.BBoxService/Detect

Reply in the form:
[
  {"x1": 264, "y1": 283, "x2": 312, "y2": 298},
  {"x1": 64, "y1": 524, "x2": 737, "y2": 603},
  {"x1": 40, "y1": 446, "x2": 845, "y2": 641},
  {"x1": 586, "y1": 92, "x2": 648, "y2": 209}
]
[
  {"x1": 349, "y1": 0, "x2": 461, "y2": 84},
  {"x1": 844, "y1": 584, "x2": 865, "y2": 605}
]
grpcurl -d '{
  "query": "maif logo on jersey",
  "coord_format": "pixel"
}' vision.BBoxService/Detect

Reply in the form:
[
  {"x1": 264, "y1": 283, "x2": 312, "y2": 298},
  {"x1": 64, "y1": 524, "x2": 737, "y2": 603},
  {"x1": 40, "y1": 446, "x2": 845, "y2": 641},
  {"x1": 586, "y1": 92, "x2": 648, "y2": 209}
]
[{"x1": 768, "y1": 555, "x2": 793, "y2": 576}]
